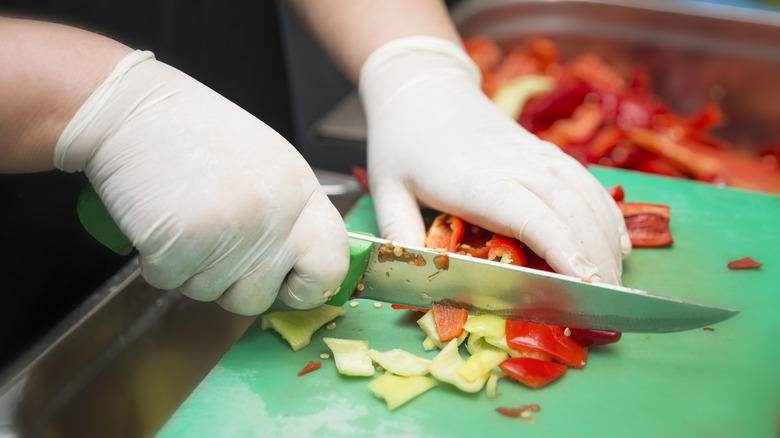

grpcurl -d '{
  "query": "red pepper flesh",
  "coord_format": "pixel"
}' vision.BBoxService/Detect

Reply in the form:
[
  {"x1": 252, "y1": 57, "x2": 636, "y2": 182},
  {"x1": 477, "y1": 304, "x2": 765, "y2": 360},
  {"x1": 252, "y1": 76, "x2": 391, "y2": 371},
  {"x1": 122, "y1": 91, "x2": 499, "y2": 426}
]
[
  {"x1": 425, "y1": 214, "x2": 466, "y2": 253},
  {"x1": 506, "y1": 321, "x2": 588, "y2": 369},
  {"x1": 487, "y1": 234, "x2": 527, "y2": 266},
  {"x1": 618, "y1": 202, "x2": 673, "y2": 247},
  {"x1": 432, "y1": 302, "x2": 469, "y2": 343},
  {"x1": 727, "y1": 256, "x2": 763, "y2": 270},
  {"x1": 297, "y1": 360, "x2": 322, "y2": 377},
  {"x1": 568, "y1": 328, "x2": 622, "y2": 347},
  {"x1": 499, "y1": 357, "x2": 567, "y2": 389}
]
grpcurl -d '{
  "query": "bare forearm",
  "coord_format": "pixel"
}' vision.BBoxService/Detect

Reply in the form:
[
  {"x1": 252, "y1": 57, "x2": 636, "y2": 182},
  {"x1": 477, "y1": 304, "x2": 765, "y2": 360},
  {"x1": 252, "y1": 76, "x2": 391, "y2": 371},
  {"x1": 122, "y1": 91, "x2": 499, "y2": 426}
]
[
  {"x1": 0, "y1": 17, "x2": 131, "y2": 173},
  {"x1": 284, "y1": 0, "x2": 461, "y2": 84}
]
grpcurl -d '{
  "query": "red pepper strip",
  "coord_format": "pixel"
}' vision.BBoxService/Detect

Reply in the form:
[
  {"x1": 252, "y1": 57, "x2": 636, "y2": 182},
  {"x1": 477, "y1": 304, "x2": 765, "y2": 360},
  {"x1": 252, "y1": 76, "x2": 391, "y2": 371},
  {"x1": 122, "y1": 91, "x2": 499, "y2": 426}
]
[
  {"x1": 424, "y1": 214, "x2": 466, "y2": 253},
  {"x1": 464, "y1": 36, "x2": 504, "y2": 98},
  {"x1": 457, "y1": 222, "x2": 493, "y2": 258},
  {"x1": 565, "y1": 53, "x2": 625, "y2": 94},
  {"x1": 297, "y1": 360, "x2": 322, "y2": 376},
  {"x1": 526, "y1": 36, "x2": 559, "y2": 69},
  {"x1": 432, "y1": 302, "x2": 469, "y2": 343},
  {"x1": 587, "y1": 125, "x2": 624, "y2": 160},
  {"x1": 538, "y1": 100, "x2": 604, "y2": 147},
  {"x1": 727, "y1": 256, "x2": 763, "y2": 270},
  {"x1": 606, "y1": 184, "x2": 625, "y2": 202},
  {"x1": 350, "y1": 166, "x2": 370, "y2": 193},
  {"x1": 519, "y1": 76, "x2": 592, "y2": 133},
  {"x1": 506, "y1": 321, "x2": 588, "y2": 369},
  {"x1": 391, "y1": 304, "x2": 428, "y2": 312},
  {"x1": 492, "y1": 46, "x2": 544, "y2": 82},
  {"x1": 495, "y1": 404, "x2": 542, "y2": 418},
  {"x1": 487, "y1": 234, "x2": 527, "y2": 266},
  {"x1": 463, "y1": 35, "x2": 503, "y2": 74},
  {"x1": 568, "y1": 328, "x2": 622, "y2": 347},
  {"x1": 499, "y1": 357, "x2": 567, "y2": 389},
  {"x1": 618, "y1": 202, "x2": 673, "y2": 248}
]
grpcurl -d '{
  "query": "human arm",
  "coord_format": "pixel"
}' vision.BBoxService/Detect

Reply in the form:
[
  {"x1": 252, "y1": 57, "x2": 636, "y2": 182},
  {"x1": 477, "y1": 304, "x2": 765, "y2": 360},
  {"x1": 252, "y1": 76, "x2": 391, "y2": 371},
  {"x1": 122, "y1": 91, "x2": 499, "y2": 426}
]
[
  {"x1": 285, "y1": 0, "x2": 631, "y2": 284},
  {"x1": 0, "y1": 17, "x2": 349, "y2": 314},
  {"x1": 0, "y1": 17, "x2": 130, "y2": 173}
]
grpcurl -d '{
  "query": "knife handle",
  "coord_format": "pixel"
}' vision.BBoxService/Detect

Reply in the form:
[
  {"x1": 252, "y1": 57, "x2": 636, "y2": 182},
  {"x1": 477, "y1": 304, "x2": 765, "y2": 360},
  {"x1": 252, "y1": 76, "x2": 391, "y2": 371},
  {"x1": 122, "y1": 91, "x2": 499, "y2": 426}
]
[
  {"x1": 78, "y1": 184, "x2": 372, "y2": 307},
  {"x1": 77, "y1": 184, "x2": 133, "y2": 255},
  {"x1": 329, "y1": 231, "x2": 374, "y2": 307}
]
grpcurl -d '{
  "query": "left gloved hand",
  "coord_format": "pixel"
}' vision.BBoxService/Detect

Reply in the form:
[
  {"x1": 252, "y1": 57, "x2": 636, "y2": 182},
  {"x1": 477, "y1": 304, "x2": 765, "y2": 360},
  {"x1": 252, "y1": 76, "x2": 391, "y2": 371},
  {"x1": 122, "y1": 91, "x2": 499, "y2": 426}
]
[{"x1": 358, "y1": 36, "x2": 631, "y2": 285}]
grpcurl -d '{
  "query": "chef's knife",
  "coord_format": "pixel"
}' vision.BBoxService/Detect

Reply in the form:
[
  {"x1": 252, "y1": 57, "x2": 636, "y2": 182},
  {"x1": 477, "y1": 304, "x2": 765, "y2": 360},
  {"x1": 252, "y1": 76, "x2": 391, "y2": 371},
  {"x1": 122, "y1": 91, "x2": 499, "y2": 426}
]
[
  {"x1": 331, "y1": 231, "x2": 739, "y2": 333},
  {"x1": 78, "y1": 186, "x2": 738, "y2": 333}
]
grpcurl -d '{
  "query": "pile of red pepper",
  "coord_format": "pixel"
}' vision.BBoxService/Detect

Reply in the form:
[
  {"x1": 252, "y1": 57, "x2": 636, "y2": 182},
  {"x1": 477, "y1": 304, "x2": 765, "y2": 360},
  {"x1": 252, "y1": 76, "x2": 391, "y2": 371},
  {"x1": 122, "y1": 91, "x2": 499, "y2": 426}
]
[{"x1": 465, "y1": 36, "x2": 780, "y2": 194}]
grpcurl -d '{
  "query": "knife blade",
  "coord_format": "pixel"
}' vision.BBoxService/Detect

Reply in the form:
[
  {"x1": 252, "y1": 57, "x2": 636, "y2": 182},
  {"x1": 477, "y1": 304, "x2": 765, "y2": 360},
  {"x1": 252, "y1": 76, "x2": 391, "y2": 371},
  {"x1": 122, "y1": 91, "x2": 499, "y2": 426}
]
[{"x1": 330, "y1": 232, "x2": 739, "y2": 333}]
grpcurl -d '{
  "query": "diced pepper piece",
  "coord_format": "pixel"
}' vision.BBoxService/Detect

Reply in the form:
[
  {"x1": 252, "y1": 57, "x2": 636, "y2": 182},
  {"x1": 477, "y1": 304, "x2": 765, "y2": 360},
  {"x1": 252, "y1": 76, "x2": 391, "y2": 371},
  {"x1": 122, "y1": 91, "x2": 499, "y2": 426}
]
[
  {"x1": 368, "y1": 348, "x2": 432, "y2": 377},
  {"x1": 487, "y1": 234, "x2": 527, "y2": 266},
  {"x1": 618, "y1": 202, "x2": 673, "y2": 248},
  {"x1": 506, "y1": 321, "x2": 588, "y2": 369},
  {"x1": 463, "y1": 314, "x2": 506, "y2": 341},
  {"x1": 261, "y1": 305, "x2": 346, "y2": 352},
  {"x1": 297, "y1": 360, "x2": 322, "y2": 377},
  {"x1": 432, "y1": 302, "x2": 469, "y2": 343},
  {"x1": 606, "y1": 184, "x2": 625, "y2": 202},
  {"x1": 456, "y1": 347, "x2": 509, "y2": 383},
  {"x1": 390, "y1": 304, "x2": 428, "y2": 312},
  {"x1": 417, "y1": 310, "x2": 467, "y2": 350},
  {"x1": 568, "y1": 328, "x2": 622, "y2": 347},
  {"x1": 486, "y1": 371, "x2": 504, "y2": 399},
  {"x1": 323, "y1": 338, "x2": 375, "y2": 377},
  {"x1": 350, "y1": 165, "x2": 370, "y2": 193},
  {"x1": 499, "y1": 357, "x2": 567, "y2": 389},
  {"x1": 368, "y1": 373, "x2": 437, "y2": 411},
  {"x1": 727, "y1": 256, "x2": 763, "y2": 270},
  {"x1": 430, "y1": 340, "x2": 489, "y2": 393},
  {"x1": 425, "y1": 214, "x2": 466, "y2": 253}
]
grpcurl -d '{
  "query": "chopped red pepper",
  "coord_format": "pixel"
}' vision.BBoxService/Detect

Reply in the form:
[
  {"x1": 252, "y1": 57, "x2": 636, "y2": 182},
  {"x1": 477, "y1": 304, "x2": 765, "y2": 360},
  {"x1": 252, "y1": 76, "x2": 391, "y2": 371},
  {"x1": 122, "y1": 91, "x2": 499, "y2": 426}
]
[
  {"x1": 495, "y1": 403, "x2": 542, "y2": 418},
  {"x1": 425, "y1": 214, "x2": 466, "y2": 253},
  {"x1": 606, "y1": 184, "x2": 625, "y2": 202},
  {"x1": 390, "y1": 304, "x2": 428, "y2": 312},
  {"x1": 432, "y1": 302, "x2": 469, "y2": 343},
  {"x1": 727, "y1": 256, "x2": 763, "y2": 270},
  {"x1": 467, "y1": 35, "x2": 780, "y2": 195},
  {"x1": 506, "y1": 321, "x2": 588, "y2": 369},
  {"x1": 487, "y1": 234, "x2": 527, "y2": 266},
  {"x1": 499, "y1": 357, "x2": 567, "y2": 389},
  {"x1": 297, "y1": 360, "x2": 322, "y2": 376},
  {"x1": 618, "y1": 202, "x2": 673, "y2": 248},
  {"x1": 568, "y1": 328, "x2": 622, "y2": 347},
  {"x1": 350, "y1": 165, "x2": 370, "y2": 193}
]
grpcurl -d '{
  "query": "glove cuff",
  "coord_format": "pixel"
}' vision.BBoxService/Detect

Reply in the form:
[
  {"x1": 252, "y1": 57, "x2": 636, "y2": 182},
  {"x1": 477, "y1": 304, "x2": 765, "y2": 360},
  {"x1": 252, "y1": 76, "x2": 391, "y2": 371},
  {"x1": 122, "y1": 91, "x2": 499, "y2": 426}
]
[
  {"x1": 53, "y1": 50, "x2": 155, "y2": 172},
  {"x1": 358, "y1": 36, "x2": 481, "y2": 95}
]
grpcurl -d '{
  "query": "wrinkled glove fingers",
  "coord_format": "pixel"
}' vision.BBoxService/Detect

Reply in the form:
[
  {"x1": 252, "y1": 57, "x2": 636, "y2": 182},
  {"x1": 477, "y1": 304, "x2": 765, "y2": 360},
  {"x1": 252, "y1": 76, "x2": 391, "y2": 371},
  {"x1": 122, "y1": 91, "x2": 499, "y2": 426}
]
[
  {"x1": 547, "y1": 161, "x2": 629, "y2": 271},
  {"x1": 371, "y1": 178, "x2": 427, "y2": 246},
  {"x1": 445, "y1": 180, "x2": 604, "y2": 283},
  {"x1": 275, "y1": 192, "x2": 350, "y2": 310}
]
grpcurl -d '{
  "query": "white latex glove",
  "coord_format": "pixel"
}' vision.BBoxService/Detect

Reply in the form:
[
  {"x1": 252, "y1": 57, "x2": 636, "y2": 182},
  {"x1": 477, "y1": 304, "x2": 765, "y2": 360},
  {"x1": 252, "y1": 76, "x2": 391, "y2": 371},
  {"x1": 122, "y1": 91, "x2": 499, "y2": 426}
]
[
  {"x1": 54, "y1": 51, "x2": 349, "y2": 315},
  {"x1": 359, "y1": 37, "x2": 631, "y2": 285}
]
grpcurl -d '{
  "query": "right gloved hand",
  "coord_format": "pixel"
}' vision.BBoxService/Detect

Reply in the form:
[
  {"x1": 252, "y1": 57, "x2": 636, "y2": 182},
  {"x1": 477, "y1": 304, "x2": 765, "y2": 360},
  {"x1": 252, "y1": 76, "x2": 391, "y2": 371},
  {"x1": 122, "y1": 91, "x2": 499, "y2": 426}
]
[{"x1": 54, "y1": 50, "x2": 349, "y2": 315}]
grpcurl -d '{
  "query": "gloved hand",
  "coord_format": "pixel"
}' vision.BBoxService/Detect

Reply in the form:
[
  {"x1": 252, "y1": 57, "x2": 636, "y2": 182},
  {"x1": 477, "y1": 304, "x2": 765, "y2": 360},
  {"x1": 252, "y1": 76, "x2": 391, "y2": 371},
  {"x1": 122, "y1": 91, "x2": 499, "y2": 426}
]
[
  {"x1": 359, "y1": 37, "x2": 631, "y2": 285},
  {"x1": 54, "y1": 50, "x2": 349, "y2": 315}
]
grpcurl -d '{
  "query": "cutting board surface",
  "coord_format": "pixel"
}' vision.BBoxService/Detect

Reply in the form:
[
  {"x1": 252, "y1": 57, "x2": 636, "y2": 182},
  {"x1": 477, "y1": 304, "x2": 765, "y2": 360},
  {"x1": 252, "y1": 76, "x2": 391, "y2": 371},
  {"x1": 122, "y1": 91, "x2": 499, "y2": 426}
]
[{"x1": 157, "y1": 167, "x2": 780, "y2": 438}]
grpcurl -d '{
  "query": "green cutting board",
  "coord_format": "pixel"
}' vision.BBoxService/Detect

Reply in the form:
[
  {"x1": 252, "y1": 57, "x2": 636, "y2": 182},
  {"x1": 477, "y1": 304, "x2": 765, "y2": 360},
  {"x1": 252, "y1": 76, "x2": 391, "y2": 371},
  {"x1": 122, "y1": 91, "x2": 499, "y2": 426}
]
[{"x1": 157, "y1": 167, "x2": 779, "y2": 438}]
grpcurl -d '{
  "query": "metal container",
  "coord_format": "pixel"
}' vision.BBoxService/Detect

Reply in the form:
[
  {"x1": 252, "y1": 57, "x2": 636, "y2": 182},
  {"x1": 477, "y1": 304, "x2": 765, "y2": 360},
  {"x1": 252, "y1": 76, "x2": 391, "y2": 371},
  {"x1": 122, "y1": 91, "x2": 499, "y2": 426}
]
[
  {"x1": 314, "y1": 0, "x2": 780, "y2": 152},
  {"x1": 3, "y1": 1, "x2": 780, "y2": 437}
]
